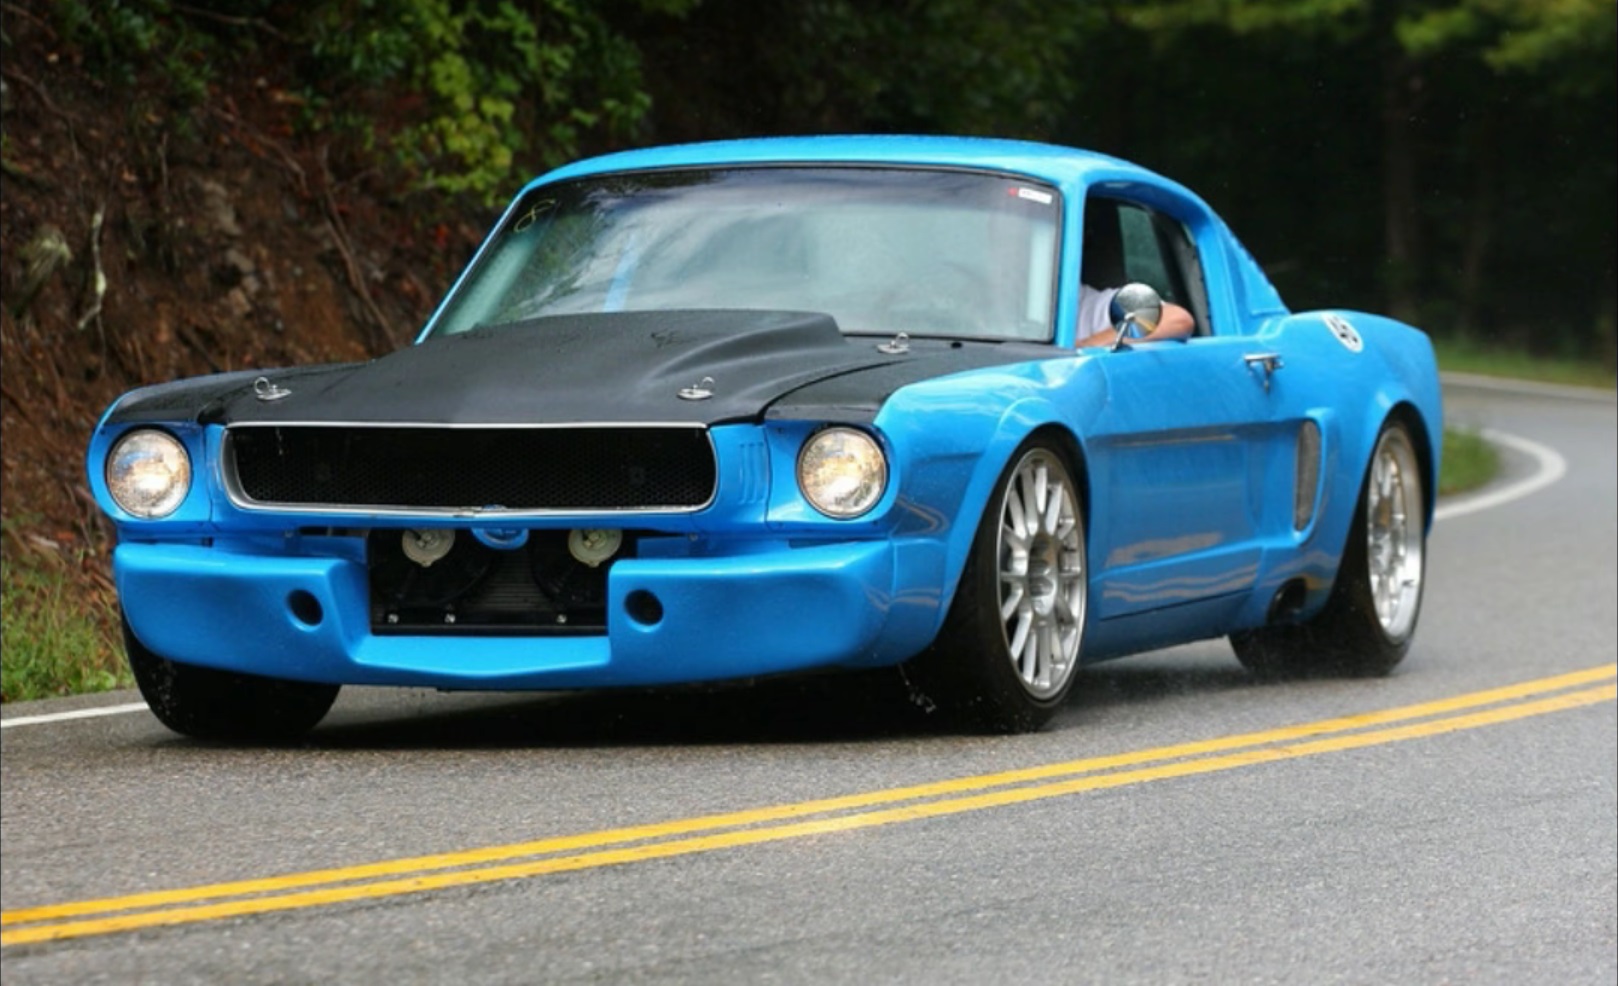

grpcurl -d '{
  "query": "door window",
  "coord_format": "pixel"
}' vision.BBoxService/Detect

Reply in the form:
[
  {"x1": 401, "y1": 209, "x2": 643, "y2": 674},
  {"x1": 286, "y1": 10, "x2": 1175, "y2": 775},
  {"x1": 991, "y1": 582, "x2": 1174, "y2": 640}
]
[{"x1": 1085, "y1": 196, "x2": 1211, "y2": 335}]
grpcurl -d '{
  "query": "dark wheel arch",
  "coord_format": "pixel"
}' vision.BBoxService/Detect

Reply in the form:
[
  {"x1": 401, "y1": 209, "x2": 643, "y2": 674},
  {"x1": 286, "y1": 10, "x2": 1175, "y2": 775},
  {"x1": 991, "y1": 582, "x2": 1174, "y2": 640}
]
[
  {"x1": 123, "y1": 614, "x2": 340, "y2": 742},
  {"x1": 1231, "y1": 416, "x2": 1427, "y2": 678},
  {"x1": 903, "y1": 428, "x2": 1090, "y2": 732}
]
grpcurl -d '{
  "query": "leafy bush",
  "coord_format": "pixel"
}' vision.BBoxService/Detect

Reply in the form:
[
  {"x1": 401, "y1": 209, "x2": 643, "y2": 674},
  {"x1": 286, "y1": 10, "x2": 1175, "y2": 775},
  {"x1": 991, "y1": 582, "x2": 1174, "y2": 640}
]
[
  {"x1": 48, "y1": 0, "x2": 674, "y2": 202},
  {"x1": 50, "y1": 0, "x2": 260, "y2": 106},
  {"x1": 305, "y1": 0, "x2": 667, "y2": 201}
]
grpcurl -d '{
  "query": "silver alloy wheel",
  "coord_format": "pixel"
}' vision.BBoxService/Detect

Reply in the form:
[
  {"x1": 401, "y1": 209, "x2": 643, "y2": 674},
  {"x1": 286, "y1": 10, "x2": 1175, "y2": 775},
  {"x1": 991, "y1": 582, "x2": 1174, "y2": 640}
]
[
  {"x1": 1365, "y1": 428, "x2": 1424, "y2": 641},
  {"x1": 996, "y1": 449, "x2": 1085, "y2": 699}
]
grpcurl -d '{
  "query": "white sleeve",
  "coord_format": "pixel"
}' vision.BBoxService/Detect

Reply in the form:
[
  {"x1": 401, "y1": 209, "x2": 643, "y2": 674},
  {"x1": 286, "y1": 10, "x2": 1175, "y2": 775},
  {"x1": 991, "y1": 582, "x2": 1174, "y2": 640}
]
[{"x1": 1076, "y1": 285, "x2": 1119, "y2": 343}]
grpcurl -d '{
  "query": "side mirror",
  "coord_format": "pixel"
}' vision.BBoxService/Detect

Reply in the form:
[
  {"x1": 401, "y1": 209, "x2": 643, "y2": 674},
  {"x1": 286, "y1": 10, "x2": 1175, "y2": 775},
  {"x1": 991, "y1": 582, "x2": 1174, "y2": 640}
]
[{"x1": 1108, "y1": 282, "x2": 1163, "y2": 351}]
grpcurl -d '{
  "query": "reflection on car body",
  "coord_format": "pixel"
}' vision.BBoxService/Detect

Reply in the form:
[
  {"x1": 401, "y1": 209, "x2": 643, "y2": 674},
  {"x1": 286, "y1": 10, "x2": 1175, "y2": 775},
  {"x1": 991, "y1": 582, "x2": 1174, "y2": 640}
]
[{"x1": 88, "y1": 135, "x2": 1442, "y2": 740}]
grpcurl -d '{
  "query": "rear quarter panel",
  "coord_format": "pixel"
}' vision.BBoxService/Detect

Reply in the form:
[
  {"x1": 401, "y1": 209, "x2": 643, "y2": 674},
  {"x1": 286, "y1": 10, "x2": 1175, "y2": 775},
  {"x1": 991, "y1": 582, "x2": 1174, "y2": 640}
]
[{"x1": 1238, "y1": 309, "x2": 1442, "y2": 628}]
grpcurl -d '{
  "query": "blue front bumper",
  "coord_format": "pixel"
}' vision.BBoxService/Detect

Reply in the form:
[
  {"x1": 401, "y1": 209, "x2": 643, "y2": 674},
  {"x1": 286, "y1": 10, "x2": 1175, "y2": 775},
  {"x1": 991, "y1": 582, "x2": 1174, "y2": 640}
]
[{"x1": 115, "y1": 538, "x2": 929, "y2": 688}]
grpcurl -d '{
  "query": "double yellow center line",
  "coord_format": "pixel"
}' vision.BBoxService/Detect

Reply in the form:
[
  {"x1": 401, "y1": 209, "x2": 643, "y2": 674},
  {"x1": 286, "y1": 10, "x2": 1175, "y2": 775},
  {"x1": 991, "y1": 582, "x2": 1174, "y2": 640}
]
[{"x1": 4, "y1": 664, "x2": 1613, "y2": 947}]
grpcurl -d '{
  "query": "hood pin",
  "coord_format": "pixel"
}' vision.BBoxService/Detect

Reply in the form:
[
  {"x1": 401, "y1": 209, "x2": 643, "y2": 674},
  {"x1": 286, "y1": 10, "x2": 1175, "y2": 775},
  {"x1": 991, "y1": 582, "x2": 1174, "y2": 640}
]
[
  {"x1": 253, "y1": 376, "x2": 291, "y2": 402},
  {"x1": 877, "y1": 332, "x2": 910, "y2": 355},
  {"x1": 678, "y1": 376, "x2": 715, "y2": 401}
]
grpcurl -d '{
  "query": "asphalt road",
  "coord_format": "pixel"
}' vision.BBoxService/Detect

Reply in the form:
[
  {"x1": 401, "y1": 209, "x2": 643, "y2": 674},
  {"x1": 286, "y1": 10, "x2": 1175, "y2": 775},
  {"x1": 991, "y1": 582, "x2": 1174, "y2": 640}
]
[{"x1": 3, "y1": 376, "x2": 1614, "y2": 985}]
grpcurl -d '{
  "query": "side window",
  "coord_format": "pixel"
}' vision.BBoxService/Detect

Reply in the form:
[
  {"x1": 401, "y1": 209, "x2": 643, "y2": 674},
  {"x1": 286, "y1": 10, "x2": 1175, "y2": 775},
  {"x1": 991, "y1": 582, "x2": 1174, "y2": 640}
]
[
  {"x1": 1113, "y1": 199, "x2": 1211, "y2": 337},
  {"x1": 1083, "y1": 194, "x2": 1212, "y2": 336},
  {"x1": 1118, "y1": 204, "x2": 1173, "y2": 295}
]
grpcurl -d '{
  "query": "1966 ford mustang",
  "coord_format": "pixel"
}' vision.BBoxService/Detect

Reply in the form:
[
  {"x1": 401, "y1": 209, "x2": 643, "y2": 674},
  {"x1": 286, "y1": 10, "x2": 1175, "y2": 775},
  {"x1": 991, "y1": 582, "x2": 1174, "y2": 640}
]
[{"x1": 89, "y1": 135, "x2": 1441, "y2": 740}]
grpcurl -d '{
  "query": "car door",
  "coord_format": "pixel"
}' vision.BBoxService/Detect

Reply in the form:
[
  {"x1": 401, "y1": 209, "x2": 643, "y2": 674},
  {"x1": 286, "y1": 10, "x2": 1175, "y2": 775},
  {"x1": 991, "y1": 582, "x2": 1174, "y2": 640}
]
[{"x1": 1078, "y1": 198, "x2": 1290, "y2": 624}]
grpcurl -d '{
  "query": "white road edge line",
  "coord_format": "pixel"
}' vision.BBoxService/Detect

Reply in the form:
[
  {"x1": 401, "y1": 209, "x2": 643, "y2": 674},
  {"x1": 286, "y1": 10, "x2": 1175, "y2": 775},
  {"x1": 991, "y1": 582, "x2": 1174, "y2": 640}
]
[
  {"x1": 2, "y1": 703, "x2": 151, "y2": 729},
  {"x1": 1439, "y1": 370, "x2": 1616, "y2": 402},
  {"x1": 1434, "y1": 428, "x2": 1567, "y2": 524},
  {"x1": 0, "y1": 391, "x2": 1580, "y2": 731}
]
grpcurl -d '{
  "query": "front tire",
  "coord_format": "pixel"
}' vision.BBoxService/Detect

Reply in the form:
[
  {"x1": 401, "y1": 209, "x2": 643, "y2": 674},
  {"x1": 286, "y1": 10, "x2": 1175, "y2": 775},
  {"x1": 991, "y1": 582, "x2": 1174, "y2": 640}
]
[
  {"x1": 905, "y1": 440, "x2": 1087, "y2": 732},
  {"x1": 124, "y1": 615, "x2": 339, "y2": 742},
  {"x1": 1232, "y1": 420, "x2": 1426, "y2": 678}
]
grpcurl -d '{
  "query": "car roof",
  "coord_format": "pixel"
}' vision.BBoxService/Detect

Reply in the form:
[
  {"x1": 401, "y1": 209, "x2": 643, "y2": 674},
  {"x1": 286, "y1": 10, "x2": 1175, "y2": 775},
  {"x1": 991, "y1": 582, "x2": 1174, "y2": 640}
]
[{"x1": 533, "y1": 135, "x2": 1167, "y2": 191}]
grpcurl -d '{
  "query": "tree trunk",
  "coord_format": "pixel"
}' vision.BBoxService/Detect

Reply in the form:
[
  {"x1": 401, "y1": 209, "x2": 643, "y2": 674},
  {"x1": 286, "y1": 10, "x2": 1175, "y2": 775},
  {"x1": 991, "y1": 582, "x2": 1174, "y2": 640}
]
[
  {"x1": 1378, "y1": 4, "x2": 1423, "y2": 325},
  {"x1": 1456, "y1": 101, "x2": 1498, "y2": 338}
]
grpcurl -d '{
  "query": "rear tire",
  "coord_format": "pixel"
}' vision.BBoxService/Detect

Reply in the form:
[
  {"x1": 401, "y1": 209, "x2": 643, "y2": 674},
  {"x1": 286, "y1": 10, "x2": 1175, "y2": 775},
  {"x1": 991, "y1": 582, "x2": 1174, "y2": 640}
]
[
  {"x1": 1231, "y1": 421, "x2": 1426, "y2": 678},
  {"x1": 124, "y1": 615, "x2": 339, "y2": 742},
  {"x1": 904, "y1": 439, "x2": 1087, "y2": 732}
]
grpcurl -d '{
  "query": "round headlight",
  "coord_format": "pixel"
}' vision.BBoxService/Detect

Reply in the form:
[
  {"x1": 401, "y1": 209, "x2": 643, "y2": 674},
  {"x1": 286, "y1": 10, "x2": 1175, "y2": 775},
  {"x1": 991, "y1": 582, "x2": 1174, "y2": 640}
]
[
  {"x1": 797, "y1": 427, "x2": 887, "y2": 518},
  {"x1": 106, "y1": 429, "x2": 192, "y2": 519}
]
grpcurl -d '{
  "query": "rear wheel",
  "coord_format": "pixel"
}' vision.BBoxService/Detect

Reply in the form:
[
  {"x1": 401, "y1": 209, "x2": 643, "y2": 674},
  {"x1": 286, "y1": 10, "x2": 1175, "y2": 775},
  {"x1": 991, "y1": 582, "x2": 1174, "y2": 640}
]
[
  {"x1": 905, "y1": 439, "x2": 1087, "y2": 732},
  {"x1": 1232, "y1": 420, "x2": 1426, "y2": 677},
  {"x1": 124, "y1": 615, "x2": 339, "y2": 742}
]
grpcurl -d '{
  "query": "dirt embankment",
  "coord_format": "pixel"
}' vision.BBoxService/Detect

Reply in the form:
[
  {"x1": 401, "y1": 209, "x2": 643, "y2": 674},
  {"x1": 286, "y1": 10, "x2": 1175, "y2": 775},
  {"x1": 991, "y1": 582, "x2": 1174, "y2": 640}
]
[{"x1": 1, "y1": 12, "x2": 487, "y2": 625}]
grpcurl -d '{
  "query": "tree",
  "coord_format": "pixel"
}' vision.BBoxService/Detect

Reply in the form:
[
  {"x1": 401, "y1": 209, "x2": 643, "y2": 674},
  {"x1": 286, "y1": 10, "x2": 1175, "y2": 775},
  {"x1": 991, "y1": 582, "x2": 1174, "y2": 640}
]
[
  {"x1": 304, "y1": 0, "x2": 700, "y2": 201},
  {"x1": 1121, "y1": 0, "x2": 1616, "y2": 352}
]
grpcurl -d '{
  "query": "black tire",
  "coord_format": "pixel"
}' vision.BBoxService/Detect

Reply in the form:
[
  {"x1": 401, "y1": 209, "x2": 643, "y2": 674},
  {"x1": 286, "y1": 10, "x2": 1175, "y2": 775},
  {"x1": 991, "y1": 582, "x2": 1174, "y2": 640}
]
[
  {"x1": 124, "y1": 615, "x2": 339, "y2": 742},
  {"x1": 1231, "y1": 421, "x2": 1426, "y2": 678},
  {"x1": 904, "y1": 439, "x2": 1088, "y2": 732}
]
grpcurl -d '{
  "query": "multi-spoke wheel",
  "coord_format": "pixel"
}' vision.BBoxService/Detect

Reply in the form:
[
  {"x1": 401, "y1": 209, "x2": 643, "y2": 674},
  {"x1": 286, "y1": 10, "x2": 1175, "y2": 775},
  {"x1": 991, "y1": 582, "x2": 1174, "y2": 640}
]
[
  {"x1": 1231, "y1": 420, "x2": 1426, "y2": 677},
  {"x1": 905, "y1": 439, "x2": 1087, "y2": 732},
  {"x1": 996, "y1": 446, "x2": 1086, "y2": 699},
  {"x1": 1365, "y1": 426, "x2": 1424, "y2": 642}
]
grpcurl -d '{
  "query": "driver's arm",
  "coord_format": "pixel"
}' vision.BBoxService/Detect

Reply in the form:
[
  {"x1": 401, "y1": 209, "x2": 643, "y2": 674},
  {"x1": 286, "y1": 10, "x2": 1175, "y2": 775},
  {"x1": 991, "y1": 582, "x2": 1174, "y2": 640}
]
[{"x1": 1075, "y1": 300, "x2": 1195, "y2": 349}]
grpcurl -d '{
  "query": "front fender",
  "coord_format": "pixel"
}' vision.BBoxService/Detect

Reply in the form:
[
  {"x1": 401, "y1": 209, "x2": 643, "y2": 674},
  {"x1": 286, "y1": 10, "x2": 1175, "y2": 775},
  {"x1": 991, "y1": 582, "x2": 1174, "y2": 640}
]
[{"x1": 876, "y1": 355, "x2": 1107, "y2": 633}]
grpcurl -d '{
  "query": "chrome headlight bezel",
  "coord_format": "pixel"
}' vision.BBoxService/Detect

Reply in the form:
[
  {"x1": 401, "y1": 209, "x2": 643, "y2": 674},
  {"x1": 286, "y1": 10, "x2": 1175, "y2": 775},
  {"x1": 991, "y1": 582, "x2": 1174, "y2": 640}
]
[
  {"x1": 105, "y1": 428, "x2": 193, "y2": 519},
  {"x1": 796, "y1": 427, "x2": 888, "y2": 519}
]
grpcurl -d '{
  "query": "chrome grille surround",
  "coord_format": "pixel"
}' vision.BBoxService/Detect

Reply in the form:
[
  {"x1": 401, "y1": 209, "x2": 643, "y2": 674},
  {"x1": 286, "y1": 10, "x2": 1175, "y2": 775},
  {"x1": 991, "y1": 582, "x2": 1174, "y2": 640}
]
[{"x1": 222, "y1": 422, "x2": 717, "y2": 516}]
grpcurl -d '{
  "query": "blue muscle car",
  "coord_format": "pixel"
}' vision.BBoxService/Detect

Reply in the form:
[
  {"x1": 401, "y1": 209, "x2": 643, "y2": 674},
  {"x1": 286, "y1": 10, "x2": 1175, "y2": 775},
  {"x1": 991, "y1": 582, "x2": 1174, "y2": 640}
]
[{"x1": 88, "y1": 136, "x2": 1441, "y2": 739}]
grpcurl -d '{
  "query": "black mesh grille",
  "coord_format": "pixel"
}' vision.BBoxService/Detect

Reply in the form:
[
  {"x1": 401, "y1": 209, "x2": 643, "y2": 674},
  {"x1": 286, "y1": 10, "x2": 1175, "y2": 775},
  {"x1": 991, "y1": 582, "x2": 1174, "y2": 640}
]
[{"x1": 227, "y1": 426, "x2": 715, "y2": 511}]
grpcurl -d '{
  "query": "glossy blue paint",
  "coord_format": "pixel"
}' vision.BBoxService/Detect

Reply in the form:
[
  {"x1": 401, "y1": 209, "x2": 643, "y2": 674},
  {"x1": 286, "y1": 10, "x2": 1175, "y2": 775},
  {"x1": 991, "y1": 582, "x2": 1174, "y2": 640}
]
[
  {"x1": 116, "y1": 537, "x2": 916, "y2": 687},
  {"x1": 89, "y1": 136, "x2": 1442, "y2": 700}
]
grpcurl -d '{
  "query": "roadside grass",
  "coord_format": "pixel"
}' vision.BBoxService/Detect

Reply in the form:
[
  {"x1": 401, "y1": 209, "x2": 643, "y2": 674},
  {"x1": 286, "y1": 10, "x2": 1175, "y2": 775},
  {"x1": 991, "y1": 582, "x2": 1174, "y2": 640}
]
[
  {"x1": 1, "y1": 343, "x2": 1607, "y2": 703},
  {"x1": 1, "y1": 549, "x2": 128, "y2": 702},
  {"x1": 1433, "y1": 335, "x2": 1613, "y2": 498},
  {"x1": 1433, "y1": 336, "x2": 1617, "y2": 390},
  {"x1": 1438, "y1": 426, "x2": 1498, "y2": 497}
]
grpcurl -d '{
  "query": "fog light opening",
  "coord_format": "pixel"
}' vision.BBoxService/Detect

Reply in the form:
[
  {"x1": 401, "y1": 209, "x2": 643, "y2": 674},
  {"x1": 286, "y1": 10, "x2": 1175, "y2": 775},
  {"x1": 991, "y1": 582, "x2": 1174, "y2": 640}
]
[
  {"x1": 288, "y1": 590, "x2": 324, "y2": 627},
  {"x1": 625, "y1": 590, "x2": 664, "y2": 626}
]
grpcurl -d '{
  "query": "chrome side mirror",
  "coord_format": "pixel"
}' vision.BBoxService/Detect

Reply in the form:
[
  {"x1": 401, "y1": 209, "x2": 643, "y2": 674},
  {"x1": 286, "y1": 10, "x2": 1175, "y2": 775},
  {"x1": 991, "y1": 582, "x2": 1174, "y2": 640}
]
[{"x1": 1108, "y1": 282, "x2": 1163, "y2": 351}]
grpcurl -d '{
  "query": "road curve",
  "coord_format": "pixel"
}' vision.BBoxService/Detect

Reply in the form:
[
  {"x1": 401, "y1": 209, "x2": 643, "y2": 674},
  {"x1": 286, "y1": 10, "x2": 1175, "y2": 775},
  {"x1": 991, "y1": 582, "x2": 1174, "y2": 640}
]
[{"x1": 2, "y1": 377, "x2": 1613, "y2": 985}]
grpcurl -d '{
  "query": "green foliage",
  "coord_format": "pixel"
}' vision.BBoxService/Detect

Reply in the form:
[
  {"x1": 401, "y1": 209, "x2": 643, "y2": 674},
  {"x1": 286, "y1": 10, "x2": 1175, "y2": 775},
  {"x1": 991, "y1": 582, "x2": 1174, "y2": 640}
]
[
  {"x1": 1095, "y1": 0, "x2": 1615, "y2": 354},
  {"x1": 31, "y1": 0, "x2": 1614, "y2": 361},
  {"x1": 1127, "y1": 0, "x2": 1367, "y2": 36},
  {"x1": 1432, "y1": 337, "x2": 1618, "y2": 389},
  {"x1": 52, "y1": 0, "x2": 166, "y2": 83},
  {"x1": 1397, "y1": 0, "x2": 1617, "y2": 94},
  {"x1": 723, "y1": 0, "x2": 1089, "y2": 138},
  {"x1": 1126, "y1": 0, "x2": 1617, "y2": 86},
  {"x1": 0, "y1": 553, "x2": 128, "y2": 703},
  {"x1": 50, "y1": 0, "x2": 256, "y2": 106},
  {"x1": 305, "y1": 0, "x2": 668, "y2": 201}
]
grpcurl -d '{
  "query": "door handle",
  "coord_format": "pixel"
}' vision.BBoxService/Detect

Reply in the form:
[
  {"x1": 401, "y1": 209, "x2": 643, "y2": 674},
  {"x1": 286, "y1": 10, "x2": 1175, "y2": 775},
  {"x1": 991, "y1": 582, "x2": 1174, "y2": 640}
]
[{"x1": 1244, "y1": 352, "x2": 1283, "y2": 392}]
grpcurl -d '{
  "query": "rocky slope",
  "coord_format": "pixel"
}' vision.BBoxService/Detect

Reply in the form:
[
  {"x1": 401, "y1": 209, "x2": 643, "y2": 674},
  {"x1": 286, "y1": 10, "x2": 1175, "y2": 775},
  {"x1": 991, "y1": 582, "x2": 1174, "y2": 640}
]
[{"x1": 1, "y1": 9, "x2": 487, "y2": 682}]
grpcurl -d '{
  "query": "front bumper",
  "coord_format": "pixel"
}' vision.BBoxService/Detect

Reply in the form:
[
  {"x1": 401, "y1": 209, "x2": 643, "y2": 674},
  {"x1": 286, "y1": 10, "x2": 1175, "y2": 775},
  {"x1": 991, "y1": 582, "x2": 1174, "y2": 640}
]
[{"x1": 115, "y1": 538, "x2": 922, "y2": 688}]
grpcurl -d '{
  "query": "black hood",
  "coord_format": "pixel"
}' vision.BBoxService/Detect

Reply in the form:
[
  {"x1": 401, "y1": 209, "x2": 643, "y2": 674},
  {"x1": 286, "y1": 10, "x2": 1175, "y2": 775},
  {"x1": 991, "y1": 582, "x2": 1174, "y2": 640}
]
[{"x1": 104, "y1": 310, "x2": 1055, "y2": 428}]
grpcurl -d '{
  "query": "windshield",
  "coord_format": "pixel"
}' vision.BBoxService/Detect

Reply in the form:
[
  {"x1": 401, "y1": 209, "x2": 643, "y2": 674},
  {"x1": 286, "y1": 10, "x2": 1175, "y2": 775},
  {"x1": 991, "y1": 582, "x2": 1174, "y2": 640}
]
[{"x1": 426, "y1": 167, "x2": 1061, "y2": 341}]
